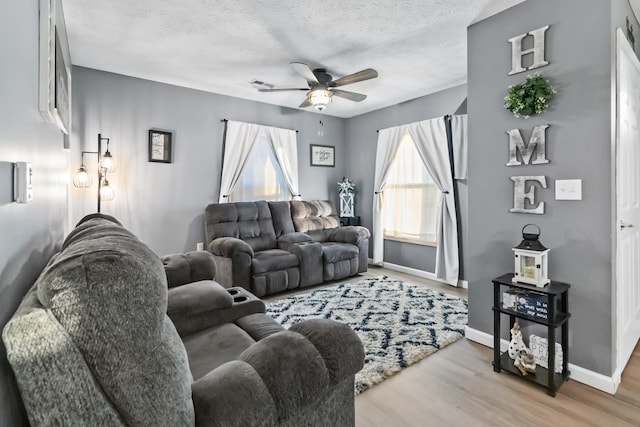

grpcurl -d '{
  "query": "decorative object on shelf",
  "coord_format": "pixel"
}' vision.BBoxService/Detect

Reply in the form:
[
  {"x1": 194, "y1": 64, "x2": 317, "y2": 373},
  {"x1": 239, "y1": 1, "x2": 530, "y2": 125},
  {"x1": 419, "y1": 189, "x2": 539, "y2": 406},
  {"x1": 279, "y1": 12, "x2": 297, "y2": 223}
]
[
  {"x1": 310, "y1": 144, "x2": 334, "y2": 167},
  {"x1": 504, "y1": 72, "x2": 556, "y2": 119},
  {"x1": 149, "y1": 130, "x2": 173, "y2": 163},
  {"x1": 529, "y1": 334, "x2": 563, "y2": 373},
  {"x1": 512, "y1": 224, "x2": 550, "y2": 287},
  {"x1": 514, "y1": 349, "x2": 537, "y2": 376},
  {"x1": 338, "y1": 177, "x2": 356, "y2": 218},
  {"x1": 73, "y1": 134, "x2": 116, "y2": 213},
  {"x1": 508, "y1": 321, "x2": 529, "y2": 360}
]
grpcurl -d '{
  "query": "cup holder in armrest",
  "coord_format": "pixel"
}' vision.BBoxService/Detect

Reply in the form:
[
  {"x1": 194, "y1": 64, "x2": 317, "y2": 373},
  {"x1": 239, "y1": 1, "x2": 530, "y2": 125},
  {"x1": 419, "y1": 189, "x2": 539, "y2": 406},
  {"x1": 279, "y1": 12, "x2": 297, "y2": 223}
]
[
  {"x1": 227, "y1": 289, "x2": 240, "y2": 296},
  {"x1": 233, "y1": 296, "x2": 248, "y2": 303}
]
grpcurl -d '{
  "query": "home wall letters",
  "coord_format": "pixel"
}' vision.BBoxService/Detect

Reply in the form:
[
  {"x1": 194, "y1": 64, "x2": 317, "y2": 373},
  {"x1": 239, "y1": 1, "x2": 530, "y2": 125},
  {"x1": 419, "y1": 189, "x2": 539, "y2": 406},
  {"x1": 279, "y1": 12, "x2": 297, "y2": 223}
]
[{"x1": 508, "y1": 25, "x2": 551, "y2": 214}]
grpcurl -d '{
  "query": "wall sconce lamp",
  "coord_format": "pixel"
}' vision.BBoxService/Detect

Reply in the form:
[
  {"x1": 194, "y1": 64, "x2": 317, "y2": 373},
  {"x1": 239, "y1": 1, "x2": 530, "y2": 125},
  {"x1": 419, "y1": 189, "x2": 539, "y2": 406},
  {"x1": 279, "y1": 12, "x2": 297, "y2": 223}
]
[{"x1": 73, "y1": 133, "x2": 116, "y2": 213}]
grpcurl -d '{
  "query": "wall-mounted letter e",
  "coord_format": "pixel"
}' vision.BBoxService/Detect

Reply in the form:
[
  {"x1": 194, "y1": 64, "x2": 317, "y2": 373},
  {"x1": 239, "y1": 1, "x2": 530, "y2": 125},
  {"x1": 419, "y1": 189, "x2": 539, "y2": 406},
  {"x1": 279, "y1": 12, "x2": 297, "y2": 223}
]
[{"x1": 510, "y1": 176, "x2": 547, "y2": 214}]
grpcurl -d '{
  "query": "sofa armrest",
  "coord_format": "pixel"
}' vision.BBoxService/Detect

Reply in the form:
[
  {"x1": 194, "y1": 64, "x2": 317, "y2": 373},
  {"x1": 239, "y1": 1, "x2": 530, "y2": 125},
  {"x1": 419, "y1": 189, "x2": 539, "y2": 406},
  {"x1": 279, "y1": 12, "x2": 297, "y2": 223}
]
[
  {"x1": 284, "y1": 242, "x2": 323, "y2": 287},
  {"x1": 327, "y1": 226, "x2": 371, "y2": 245},
  {"x1": 162, "y1": 251, "x2": 216, "y2": 288},
  {"x1": 209, "y1": 237, "x2": 254, "y2": 258},
  {"x1": 167, "y1": 280, "x2": 233, "y2": 318},
  {"x1": 192, "y1": 361, "x2": 278, "y2": 427},
  {"x1": 276, "y1": 232, "x2": 312, "y2": 250},
  {"x1": 289, "y1": 319, "x2": 364, "y2": 383},
  {"x1": 168, "y1": 283, "x2": 265, "y2": 336},
  {"x1": 238, "y1": 325, "x2": 362, "y2": 421},
  {"x1": 193, "y1": 323, "x2": 362, "y2": 425}
]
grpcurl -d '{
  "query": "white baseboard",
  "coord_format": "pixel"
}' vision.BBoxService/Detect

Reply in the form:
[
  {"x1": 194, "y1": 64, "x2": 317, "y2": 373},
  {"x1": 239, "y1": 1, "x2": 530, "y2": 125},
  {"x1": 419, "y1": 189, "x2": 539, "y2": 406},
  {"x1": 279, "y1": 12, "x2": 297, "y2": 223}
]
[
  {"x1": 370, "y1": 260, "x2": 468, "y2": 288},
  {"x1": 464, "y1": 326, "x2": 619, "y2": 394}
]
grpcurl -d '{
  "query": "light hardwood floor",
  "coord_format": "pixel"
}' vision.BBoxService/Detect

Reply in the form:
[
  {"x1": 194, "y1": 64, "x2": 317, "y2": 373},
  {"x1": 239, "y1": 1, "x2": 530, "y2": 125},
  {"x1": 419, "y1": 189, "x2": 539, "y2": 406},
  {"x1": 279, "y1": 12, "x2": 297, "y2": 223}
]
[{"x1": 347, "y1": 267, "x2": 640, "y2": 427}]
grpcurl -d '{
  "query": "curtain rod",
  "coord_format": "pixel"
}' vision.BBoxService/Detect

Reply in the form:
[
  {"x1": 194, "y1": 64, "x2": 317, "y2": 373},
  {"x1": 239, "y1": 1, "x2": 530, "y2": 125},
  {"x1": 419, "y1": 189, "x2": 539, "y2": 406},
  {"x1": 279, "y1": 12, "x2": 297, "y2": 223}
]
[
  {"x1": 220, "y1": 119, "x2": 299, "y2": 133},
  {"x1": 375, "y1": 114, "x2": 453, "y2": 133}
]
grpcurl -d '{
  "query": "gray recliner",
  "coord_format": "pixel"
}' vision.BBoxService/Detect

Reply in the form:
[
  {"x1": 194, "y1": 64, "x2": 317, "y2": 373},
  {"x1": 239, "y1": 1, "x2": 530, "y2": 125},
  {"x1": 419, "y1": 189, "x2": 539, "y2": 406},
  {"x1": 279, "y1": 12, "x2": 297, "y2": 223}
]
[
  {"x1": 204, "y1": 200, "x2": 370, "y2": 298},
  {"x1": 3, "y1": 214, "x2": 365, "y2": 427},
  {"x1": 289, "y1": 200, "x2": 370, "y2": 282},
  {"x1": 204, "y1": 201, "x2": 303, "y2": 297}
]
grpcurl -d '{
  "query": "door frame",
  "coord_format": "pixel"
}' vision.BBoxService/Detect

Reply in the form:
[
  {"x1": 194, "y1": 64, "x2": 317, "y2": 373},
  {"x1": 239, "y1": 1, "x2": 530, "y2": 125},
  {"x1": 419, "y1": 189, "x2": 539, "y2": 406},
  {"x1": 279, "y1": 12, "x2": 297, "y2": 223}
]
[{"x1": 613, "y1": 27, "x2": 640, "y2": 388}]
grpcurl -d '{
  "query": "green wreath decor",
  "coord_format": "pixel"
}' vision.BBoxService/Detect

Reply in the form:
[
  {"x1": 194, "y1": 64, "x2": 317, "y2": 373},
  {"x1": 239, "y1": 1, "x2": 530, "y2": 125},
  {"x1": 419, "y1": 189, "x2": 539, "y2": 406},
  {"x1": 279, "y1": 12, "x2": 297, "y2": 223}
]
[{"x1": 504, "y1": 72, "x2": 557, "y2": 119}]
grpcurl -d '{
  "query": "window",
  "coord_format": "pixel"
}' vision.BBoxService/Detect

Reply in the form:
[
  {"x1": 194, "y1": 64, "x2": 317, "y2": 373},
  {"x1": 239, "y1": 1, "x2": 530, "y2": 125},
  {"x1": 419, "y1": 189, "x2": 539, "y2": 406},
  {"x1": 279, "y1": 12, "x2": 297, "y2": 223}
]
[
  {"x1": 382, "y1": 132, "x2": 441, "y2": 245},
  {"x1": 229, "y1": 136, "x2": 290, "y2": 202}
]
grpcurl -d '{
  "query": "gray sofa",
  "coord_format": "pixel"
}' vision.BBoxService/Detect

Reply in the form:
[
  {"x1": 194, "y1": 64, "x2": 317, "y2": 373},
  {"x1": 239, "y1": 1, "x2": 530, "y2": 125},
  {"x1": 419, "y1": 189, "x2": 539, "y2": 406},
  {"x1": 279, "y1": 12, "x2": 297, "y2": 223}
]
[
  {"x1": 3, "y1": 214, "x2": 365, "y2": 426},
  {"x1": 204, "y1": 200, "x2": 370, "y2": 297}
]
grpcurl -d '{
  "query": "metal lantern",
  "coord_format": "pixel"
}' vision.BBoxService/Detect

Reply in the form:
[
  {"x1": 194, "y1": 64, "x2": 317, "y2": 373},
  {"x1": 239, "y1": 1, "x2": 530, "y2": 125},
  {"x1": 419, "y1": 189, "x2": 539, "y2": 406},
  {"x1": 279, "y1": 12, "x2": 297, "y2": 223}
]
[{"x1": 512, "y1": 224, "x2": 549, "y2": 287}]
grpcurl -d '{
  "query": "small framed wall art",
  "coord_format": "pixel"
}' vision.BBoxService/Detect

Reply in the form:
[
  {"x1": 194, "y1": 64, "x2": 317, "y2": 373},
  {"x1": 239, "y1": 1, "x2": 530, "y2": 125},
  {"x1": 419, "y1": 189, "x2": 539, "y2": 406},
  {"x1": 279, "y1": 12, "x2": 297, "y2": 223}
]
[
  {"x1": 148, "y1": 130, "x2": 173, "y2": 163},
  {"x1": 310, "y1": 144, "x2": 335, "y2": 167}
]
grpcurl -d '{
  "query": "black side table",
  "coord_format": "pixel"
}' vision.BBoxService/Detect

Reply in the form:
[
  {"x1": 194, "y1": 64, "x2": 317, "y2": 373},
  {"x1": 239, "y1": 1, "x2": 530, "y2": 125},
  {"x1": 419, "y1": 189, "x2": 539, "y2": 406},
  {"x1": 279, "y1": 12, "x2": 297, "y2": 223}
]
[{"x1": 491, "y1": 273, "x2": 571, "y2": 397}]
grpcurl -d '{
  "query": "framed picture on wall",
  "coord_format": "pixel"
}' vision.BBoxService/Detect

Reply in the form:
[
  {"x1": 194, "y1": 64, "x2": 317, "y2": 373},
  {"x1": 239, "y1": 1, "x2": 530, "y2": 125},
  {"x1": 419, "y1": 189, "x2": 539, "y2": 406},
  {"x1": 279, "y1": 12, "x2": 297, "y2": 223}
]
[
  {"x1": 53, "y1": 27, "x2": 70, "y2": 134},
  {"x1": 310, "y1": 144, "x2": 335, "y2": 167},
  {"x1": 39, "y1": 0, "x2": 72, "y2": 136},
  {"x1": 148, "y1": 130, "x2": 173, "y2": 163}
]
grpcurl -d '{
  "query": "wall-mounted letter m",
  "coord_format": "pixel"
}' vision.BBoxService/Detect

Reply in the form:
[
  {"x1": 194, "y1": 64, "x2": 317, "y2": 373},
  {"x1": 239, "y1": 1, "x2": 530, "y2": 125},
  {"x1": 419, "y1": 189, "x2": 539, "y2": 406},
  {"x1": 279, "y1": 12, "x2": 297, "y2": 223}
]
[
  {"x1": 506, "y1": 125, "x2": 550, "y2": 166},
  {"x1": 508, "y1": 26, "x2": 550, "y2": 75}
]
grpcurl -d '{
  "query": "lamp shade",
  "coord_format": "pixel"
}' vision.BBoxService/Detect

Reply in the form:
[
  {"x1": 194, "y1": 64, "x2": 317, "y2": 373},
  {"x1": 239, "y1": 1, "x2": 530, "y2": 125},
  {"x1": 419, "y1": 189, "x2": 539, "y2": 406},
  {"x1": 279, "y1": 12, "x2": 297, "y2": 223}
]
[
  {"x1": 100, "y1": 150, "x2": 116, "y2": 172},
  {"x1": 73, "y1": 165, "x2": 92, "y2": 188},
  {"x1": 99, "y1": 179, "x2": 115, "y2": 201},
  {"x1": 309, "y1": 89, "x2": 332, "y2": 111}
]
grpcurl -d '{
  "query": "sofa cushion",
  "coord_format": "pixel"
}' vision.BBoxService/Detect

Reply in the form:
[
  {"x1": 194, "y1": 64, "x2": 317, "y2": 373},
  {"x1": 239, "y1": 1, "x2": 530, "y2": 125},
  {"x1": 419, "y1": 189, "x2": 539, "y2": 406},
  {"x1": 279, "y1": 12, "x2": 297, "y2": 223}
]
[
  {"x1": 183, "y1": 323, "x2": 256, "y2": 381},
  {"x1": 269, "y1": 201, "x2": 296, "y2": 237},
  {"x1": 35, "y1": 215, "x2": 194, "y2": 426},
  {"x1": 321, "y1": 242, "x2": 359, "y2": 263},
  {"x1": 290, "y1": 200, "x2": 341, "y2": 241},
  {"x1": 251, "y1": 249, "x2": 299, "y2": 274},
  {"x1": 205, "y1": 201, "x2": 277, "y2": 252}
]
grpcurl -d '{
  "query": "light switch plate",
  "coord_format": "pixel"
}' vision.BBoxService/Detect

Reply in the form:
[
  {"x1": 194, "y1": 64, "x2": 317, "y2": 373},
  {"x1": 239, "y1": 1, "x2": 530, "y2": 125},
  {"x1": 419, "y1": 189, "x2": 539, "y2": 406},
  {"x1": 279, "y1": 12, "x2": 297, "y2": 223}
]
[{"x1": 555, "y1": 179, "x2": 582, "y2": 200}]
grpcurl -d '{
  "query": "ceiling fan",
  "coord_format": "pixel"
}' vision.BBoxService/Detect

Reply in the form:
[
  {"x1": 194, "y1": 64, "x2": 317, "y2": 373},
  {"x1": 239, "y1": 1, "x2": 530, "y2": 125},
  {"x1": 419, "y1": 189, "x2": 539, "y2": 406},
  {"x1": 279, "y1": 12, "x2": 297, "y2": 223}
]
[{"x1": 253, "y1": 62, "x2": 378, "y2": 111}]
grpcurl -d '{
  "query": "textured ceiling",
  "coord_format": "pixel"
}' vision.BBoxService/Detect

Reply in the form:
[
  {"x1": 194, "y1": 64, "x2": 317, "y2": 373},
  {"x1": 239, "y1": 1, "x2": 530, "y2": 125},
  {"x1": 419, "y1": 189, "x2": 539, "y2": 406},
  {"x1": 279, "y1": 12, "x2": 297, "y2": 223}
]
[{"x1": 61, "y1": 0, "x2": 524, "y2": 118}]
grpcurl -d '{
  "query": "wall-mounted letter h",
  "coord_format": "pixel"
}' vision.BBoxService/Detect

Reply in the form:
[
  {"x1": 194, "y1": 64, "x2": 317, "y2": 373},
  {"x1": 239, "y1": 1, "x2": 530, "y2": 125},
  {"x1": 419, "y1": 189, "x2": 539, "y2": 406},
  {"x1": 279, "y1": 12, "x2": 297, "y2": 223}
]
[{"x1": 508, "y1": 26, "x2": 550, "y2": 75}]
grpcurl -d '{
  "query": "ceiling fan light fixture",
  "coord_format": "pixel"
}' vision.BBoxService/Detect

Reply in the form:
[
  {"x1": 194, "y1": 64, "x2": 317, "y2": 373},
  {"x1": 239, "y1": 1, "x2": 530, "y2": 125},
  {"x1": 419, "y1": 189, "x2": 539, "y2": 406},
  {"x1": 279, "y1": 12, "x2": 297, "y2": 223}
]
[{"x1": 308, "y1": 89, "x2": 332, "y2": 111}]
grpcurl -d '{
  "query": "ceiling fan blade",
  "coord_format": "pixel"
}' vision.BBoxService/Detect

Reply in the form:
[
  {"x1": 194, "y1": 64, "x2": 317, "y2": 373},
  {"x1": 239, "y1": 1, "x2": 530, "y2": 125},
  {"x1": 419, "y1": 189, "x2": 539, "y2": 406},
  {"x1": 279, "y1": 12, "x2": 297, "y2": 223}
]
[
  {"x1": 290, "y1": 62, "x2": 320, "y2": 84},
  {"x1": 258, "y1": 88, "x2": 309, "y2": 92},
  {"x1": 330, "y1": 89, "x2": 367, "y2": 102},
  {"x1": 331, "y1": 68, "x2": 378, "y2": 87},
  {"x1": 299, "y1": 98, "x2": 312, "y2": 108}
]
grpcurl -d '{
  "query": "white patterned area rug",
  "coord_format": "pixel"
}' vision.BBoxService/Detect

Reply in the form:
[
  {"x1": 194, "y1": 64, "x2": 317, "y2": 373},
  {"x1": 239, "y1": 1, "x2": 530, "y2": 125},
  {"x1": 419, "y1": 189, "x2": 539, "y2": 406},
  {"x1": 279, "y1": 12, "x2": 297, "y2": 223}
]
[{"x1": 265, "y1": 276, "x2": 468, "y2": 394}]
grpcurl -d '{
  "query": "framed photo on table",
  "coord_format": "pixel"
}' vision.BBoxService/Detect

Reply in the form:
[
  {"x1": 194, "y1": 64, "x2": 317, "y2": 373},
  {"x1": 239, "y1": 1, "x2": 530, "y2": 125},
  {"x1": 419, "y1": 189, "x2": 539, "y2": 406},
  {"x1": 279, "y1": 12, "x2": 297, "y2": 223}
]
[
  {"x1": 310, "y1": 144, "x2": 335, "y2": 167},
  {"x1": 148, "y1": 130, "x2": 173, "y2": 163}
]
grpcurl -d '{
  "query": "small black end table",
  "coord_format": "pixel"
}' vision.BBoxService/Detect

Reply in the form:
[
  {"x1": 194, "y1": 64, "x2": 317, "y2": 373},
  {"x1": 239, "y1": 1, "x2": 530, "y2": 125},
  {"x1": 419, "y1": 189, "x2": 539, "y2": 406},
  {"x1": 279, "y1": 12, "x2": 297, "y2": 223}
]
[{"x1": 492, "y1": 273, "x2": 571, "y2": 397}]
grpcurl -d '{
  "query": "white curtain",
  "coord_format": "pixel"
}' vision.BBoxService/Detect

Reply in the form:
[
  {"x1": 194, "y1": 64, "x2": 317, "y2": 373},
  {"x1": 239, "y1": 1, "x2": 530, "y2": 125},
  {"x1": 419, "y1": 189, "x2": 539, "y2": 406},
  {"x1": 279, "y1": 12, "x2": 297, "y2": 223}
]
[
  {"x1": 373, "y1": 116, "x2": 462, "y2": 285},
  {"x1": 451, "y1": 115, "x2": 468, "y2": 180},
  {"x1": 219, "y1": 121, "x2": 299, "y2": 203},
  {"x1": 372, "y1": 127, "x2": 404, "y2": 264},
  {"x1": 219, "y1": 121, "x2": 262, "y2": 203},
  {"x1": 267, "y1": 126, "x2": 301, "y2": 200},
  {"x1": 407, "y1": 117, "x2": 458, "y2": 285}
]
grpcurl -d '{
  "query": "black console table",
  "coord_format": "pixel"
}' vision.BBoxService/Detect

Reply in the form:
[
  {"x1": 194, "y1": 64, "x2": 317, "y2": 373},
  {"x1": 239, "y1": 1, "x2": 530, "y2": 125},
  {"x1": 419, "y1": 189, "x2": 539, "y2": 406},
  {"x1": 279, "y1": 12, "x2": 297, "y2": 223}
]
[{"x1": 492, "y1": 273, "x2": 570, "y2": 397}]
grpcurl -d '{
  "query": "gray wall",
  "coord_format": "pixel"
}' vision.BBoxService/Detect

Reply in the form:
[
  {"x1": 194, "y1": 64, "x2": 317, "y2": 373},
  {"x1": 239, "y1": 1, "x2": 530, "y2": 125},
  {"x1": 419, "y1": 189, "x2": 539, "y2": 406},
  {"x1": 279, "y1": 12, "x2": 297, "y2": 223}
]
[
  {"x1": 467, "y1": 0, "x2": 620, "y2": 375},
  {"x1": 71, "y1": 67, "x2": 348, "y2": 256},
  {"x1": 345, "y1": 84, "x2": 468, "y2": 275},
  {"x1": 0, "y1": 1, "x2": 70, "y2": 425}
]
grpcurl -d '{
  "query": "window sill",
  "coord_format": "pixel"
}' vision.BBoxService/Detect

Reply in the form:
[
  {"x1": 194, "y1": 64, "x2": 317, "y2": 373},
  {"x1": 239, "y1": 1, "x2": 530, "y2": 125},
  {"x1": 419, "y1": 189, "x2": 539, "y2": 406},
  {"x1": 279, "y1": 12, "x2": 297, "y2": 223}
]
[{"x1": 383, "y1": 236, "x2": 437, "y2": 247}]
